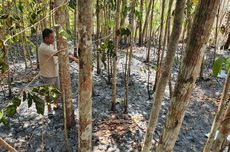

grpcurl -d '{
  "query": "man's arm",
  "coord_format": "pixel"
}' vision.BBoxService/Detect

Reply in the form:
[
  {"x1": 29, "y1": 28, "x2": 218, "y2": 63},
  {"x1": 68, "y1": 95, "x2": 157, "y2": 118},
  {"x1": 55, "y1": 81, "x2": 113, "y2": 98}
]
[{"x1": 68, "y1": 54, "x2": 79, "y2": 63}]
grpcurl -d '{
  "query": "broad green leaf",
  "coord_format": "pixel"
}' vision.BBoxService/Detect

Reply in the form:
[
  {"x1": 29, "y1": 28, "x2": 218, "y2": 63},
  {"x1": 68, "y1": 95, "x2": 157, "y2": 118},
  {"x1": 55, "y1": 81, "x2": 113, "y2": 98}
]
[
  {"x1": 33, "y1": 94, "x2": 45, "y2": 115},
  {"x1": 1, "y1": 116, "x2": 9, "y2": 126},
  {"x1": 6, "y1": 104, "x2": 17, "y2": 117},
  {"x1": 213, "y1": 57, "x2": 225, "y2": 77},
  {"x1": 28, "y1": 93, "x2": 33, "y2": 108},
  {"x1": 23, "y1": 91, "x2": 27, "y2": 101},
  {"x1": 12, "y1": 97, "x2": 21, "y2": 107},
  {"x1": 0, "y1": 110, "x2": 3, "y2": 119},
  {"x1": 225, "y1": 57, "x2": 230, "y2": 72}
]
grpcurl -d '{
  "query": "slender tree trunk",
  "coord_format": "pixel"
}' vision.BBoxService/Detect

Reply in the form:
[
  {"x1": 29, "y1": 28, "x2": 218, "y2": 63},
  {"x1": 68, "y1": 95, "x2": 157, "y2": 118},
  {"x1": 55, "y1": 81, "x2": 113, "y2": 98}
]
[
  {"x1": 55, "y1": 0, "x2": 75, "y2": 129},
  {"x1": 153, "y1": 0, "x2": 166, "y2": 92},
  {"x1": 212, "y1": 103, "x2": 230, "y2": 151},
  {"x1": 96, "y1": 0, "x2": 101, "y2": 74},
  {"x1": 204, "y1": 69, "x2": 230, "y2": 152},
  {"x1": 138, "y1": 0, "x2": 143, "y2": 46},
  {"x1": 74, "y1": 0, "x2": 78, "y2": 57},
  {"x1": 111, "y1": 0, "x2": 121, "y2": 111},
  {"x1": 156, "y1": 0, "x2": 221, "y2": 151},
  {"x1": 120, "y1": 0, "x2": 127, "y2": 27},
  {"x1": 124, "y1": 0, "x2": 136, "y2": 113},
  {"x1": 213, "y1": 4, "x2": 221, "y2": 65},
  {"x1": 142, "y1": 0, "x2": 153, "y2": 43},
  {"x1": 142, "y1": 0, "x2": 186, "y2": 151},
  {"x1": 78, "y1": 0, "x2": 93, "y2": 151}
]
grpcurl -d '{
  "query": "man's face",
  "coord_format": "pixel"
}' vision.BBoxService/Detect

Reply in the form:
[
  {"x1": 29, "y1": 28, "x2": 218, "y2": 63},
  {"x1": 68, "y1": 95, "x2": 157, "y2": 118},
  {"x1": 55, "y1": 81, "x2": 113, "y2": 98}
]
[{"x1": 44, "y1": 33, "x2": 55, "y2": 45}]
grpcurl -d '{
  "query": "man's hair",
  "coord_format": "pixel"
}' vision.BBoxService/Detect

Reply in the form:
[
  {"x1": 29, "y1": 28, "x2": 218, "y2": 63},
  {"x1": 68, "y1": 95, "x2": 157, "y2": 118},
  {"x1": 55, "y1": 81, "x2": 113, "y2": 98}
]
[{"x1": 42, "y1": 28, "x2": 53, "y2": 40}]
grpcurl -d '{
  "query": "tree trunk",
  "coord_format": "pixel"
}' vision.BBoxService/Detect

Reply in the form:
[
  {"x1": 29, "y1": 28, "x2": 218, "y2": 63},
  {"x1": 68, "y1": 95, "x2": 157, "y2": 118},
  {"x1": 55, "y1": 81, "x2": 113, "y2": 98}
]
[
  {"x1": 204, "y1": 69, "x2": 230, "y2": 151},
  {"x1": 153, "y1": 0, "x2": 166, "y2": 92},
  {"x1": 74, "y1": 0, "x2": 78, "y2": 57},
  {"x1": 111, "y1": 0, "x2": 121, "y2": 111},
  {"x1": 78, "y1": 0, "x2": 93, "y2": 151},
  {"x1": 138, "y1": 0, "x2": 143, "y2": 46},
  {"x1": 96, "y1": 0, "x2": 101, "y2": 74},
  {"x1": 123, "y1": 0, "x2": 136, "y2": 113},
  {"x1": 120, "y1": 0, "x2": 127, "y2": 27},
  {"x1": 142, "y1": 0, "x2": 153, "y2": 43},
  {"x1": 155, "y1": 0, "x2": 221, "y2": 151},
  {"x1": 145, "y1": 0, "x2": 155, "y2": 63},
  {"x1": 212, "y1": 103, "x2": 230, "y2": 151},
  {"x1": 224, "y1": 33, "x2": 230, "y2": 49},
  {"x1": 142, "y1": 0, "x2": 186, "y2": 151},
  {"x1": 55, "y1": 0, "x2": 75, "y2": 129}
]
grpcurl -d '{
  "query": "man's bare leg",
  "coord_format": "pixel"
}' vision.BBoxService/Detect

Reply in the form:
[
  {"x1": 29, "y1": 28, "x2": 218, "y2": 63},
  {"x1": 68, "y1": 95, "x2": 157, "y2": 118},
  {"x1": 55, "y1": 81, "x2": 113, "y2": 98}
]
[
  {"x1": 53, "y1": 98, "x2": 59, "y2": 109},
  {"x1": 45, "y1": 96, "x2": 52, "y2": 113}
]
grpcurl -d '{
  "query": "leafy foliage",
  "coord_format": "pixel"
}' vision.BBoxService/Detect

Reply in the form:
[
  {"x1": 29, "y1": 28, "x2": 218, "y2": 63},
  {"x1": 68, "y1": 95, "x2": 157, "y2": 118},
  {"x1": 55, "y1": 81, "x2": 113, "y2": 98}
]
[
  {"x1": 212, "y1": 56, "x2": 230, "y2": 77},
  {"x1": 0, "y1": 85, "x2": 61, "y2": 126}
]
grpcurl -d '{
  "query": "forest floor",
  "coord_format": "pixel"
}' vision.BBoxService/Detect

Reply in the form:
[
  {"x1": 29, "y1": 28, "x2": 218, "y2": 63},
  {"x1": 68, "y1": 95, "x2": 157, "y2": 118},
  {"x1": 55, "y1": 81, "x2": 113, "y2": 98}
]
[{"x1": 0, "y1": 45, "x2": 229, "y2": 152}]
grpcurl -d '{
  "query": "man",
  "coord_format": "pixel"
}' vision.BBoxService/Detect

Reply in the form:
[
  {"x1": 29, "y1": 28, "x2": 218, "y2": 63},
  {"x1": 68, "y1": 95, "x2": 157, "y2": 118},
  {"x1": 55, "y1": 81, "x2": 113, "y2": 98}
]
[{"x1": 38, "y1": 28, "x2": 78, "y2": 117}]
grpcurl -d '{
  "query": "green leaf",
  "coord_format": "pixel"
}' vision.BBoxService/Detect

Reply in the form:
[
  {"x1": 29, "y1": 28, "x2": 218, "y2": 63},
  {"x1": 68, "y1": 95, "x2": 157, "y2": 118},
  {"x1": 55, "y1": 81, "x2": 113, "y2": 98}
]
[
  {"x1": 28, "y1": 93, "x2": 33, "y2": 108},
  {"x1": 12, "y1": 97, "x2": 21, "y2": 107},
  {"x1": 0, "y1": 110, "x2": 3, "y2": 120},
  {"x1": 6, "y1": 104, "x2": 17, "y2": 117},
  {"x1": 212, "y1": 57, "x2": 225, "y2": 77},
  {"x1": 1, "y1": 116, "x2": 9, "y2": 126},
  {"x1": 23, "y1": 91, "x2": 27, "y2": 101},
  {"x1": 0, "y1": 62, "x2": 8, "y2": 73},
  {"x1": 225, "y1": 57, "x2": 230, "y2": 72},
  {"x1": 33, "y1": 94, "x2": 45, "y2": 115}
]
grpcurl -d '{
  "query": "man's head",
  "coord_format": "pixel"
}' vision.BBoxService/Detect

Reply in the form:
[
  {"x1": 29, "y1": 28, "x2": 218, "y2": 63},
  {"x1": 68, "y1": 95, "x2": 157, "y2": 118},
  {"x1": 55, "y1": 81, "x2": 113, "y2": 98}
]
[{"x1": 42, "y1": 28, "x2": 54, "y2": 45}]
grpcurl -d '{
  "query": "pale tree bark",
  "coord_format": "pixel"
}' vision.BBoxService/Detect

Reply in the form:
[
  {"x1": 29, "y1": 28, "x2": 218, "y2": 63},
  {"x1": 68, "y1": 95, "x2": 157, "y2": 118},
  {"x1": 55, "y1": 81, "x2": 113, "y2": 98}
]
[
  {"x1": 204, "y1": 69, "x2": 230, "y2": 152},
  {"x1": 55, "y1": 0, "x2": 75, "y2": 130},
  {"x1": 111, "y1": 0, "x2": 121, "y2": 111},
  {"x1": 155, "y1": 0, "x2": 221, "y2": 151},
  {"x1": 78, "y1": 0, "x2": 93, "y2": 151},
  {"x1": 213, "y1": 103, "x2": 230, "y2": 151},
  {"x1": 142, "y1": 0, "x2": 186, "y2": 151},
  {"x1": 124, "y1": 0, "x2": 136, "y2": 114}
]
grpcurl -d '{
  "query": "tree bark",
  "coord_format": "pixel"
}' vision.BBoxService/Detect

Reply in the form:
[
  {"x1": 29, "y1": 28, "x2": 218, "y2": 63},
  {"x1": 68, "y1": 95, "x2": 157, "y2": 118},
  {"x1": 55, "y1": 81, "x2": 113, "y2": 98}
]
[
  {"x1": 55, "y1": 0, "x2": 75, "y2": 129},
  {"x1": 142, "y1": 0, "x2": 153, "y2": 43},
  {"x1": 96, "y1": 0, "x2": 101, "y2": 74},
  {"x1": 138, "y1": 0, "x2": 143, "y2": 46},
  {"x1": 155, "y1": 0, "x2": 221, "y2": 151},
  {"x1": 78, "y1": 0, "x2": 93, "y2": 151},
  {"x1": 204, "y1": 69, "x2": 230, "y2": 151},
  {"x1": 213, "y1": 103, "x2": 230, "y2": 151},
  {"x1": 224, "y1": 33, "x2": 230, "y2": 49},
  {"x1": 153, "y1": 0, "x2": 166, "y2": 92},
  {"x1": 111, "y1": 0, "x2": 121, "y2": 111},
  {"x1": 142, "y1": 0, "x2": 186, "y2": 151}
]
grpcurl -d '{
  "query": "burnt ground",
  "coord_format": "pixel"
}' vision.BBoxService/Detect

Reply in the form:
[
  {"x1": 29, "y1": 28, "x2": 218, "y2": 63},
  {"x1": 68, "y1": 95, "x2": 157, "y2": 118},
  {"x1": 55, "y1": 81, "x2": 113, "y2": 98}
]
[{"x1": 0, "y1": 46, "x2": 229, "y2": 152}]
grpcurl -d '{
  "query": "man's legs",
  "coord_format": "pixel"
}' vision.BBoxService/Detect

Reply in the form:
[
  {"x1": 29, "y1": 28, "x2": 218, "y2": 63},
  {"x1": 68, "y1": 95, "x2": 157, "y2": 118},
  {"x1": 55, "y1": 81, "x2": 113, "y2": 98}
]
[{"x1": 41, "y1": 76, "x2": 60, "y2": 114}]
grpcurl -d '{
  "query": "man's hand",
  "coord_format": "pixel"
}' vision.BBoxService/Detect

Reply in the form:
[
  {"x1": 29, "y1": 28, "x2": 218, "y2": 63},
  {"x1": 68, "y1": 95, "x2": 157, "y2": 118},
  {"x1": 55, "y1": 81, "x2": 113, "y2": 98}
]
[{"x1": 69, "y1": 54, "x2": 79, "y2": 63}]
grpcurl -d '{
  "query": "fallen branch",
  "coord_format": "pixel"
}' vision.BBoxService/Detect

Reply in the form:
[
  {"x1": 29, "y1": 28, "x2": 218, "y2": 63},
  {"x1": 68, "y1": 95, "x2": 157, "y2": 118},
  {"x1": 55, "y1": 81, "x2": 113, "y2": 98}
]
[{"x1": 0, "y1": 137, "x2": 17, "y2": 152}]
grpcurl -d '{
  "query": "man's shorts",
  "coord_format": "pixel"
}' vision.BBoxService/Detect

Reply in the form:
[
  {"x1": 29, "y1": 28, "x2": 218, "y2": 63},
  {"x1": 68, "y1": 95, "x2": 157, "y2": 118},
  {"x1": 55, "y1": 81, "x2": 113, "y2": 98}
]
[{"x1": 40, "y1": 76, "x2": 60, "y2": 89}]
